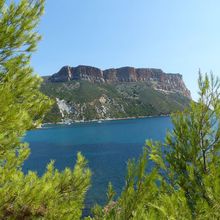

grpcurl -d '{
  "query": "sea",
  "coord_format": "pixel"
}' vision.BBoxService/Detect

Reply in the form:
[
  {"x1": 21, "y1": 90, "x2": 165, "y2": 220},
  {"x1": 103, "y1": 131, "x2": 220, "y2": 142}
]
[{"x1": 23, "y1": 116, "x2": 173, "y2": 216}]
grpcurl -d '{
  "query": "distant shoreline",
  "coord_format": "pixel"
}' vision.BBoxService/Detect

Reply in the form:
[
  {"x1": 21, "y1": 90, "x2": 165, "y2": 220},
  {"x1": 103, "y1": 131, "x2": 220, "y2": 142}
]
[{"x1": 41, "y1": 114, "x2": 170, "y2": 127}]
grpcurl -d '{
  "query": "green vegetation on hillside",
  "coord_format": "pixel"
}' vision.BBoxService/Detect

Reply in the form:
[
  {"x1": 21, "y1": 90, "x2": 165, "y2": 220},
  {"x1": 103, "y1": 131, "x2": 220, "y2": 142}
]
[{"x1": 41, "y1": 80, "x2": 190, "y2": 123}]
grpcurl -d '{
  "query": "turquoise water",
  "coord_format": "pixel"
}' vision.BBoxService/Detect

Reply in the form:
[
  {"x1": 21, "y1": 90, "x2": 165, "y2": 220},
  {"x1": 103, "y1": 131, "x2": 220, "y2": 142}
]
[{"x1": 23, "y1": 116, "x2": 172, "y2": 215}]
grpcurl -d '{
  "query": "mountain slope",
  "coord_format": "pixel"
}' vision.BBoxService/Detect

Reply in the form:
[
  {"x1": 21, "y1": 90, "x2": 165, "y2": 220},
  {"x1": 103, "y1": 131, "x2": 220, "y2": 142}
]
[{"x1": 41, "y1": 65, "x2": 191, "y2": 123}]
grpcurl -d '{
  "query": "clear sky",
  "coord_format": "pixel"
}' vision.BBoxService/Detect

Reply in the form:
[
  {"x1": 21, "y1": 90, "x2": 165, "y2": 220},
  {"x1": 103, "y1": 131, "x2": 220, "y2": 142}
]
[{"x1": 32, "y1": 0, "x2": 220, "y2": 100}]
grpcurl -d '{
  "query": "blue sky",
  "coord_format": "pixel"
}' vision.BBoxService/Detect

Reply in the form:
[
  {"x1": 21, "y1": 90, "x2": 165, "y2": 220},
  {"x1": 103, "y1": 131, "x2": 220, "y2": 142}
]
[{"x1": 32, "y1": 0, "x2": 220, "y2": 100}]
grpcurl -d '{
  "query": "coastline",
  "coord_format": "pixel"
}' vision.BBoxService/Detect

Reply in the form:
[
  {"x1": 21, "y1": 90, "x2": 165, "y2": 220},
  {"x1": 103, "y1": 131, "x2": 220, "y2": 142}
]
[{"x1": 41, "y1": 114, "x2": 170, "y2": 128}]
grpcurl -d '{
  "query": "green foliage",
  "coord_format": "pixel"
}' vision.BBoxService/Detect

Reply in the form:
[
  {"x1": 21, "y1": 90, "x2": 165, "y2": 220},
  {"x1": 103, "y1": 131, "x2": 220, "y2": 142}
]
[
  {"x1": 43, "y1": 100, "x2": 62, "y2": 123},
  {"x1": 106, "y1": 182, "x2": 116, "y2": 203},
  {"x1": 0, "y1": 0, "x2": 44, "y2": 64},
  {"x1": 0, "y1": 1, "x2": 91, "y2": 219},
  {"x1": 89, "y1": 73, "x2": 220, "y2": 219},
  {"x1": 0, "y1": 152, "x2": 91, "y2": 219}
]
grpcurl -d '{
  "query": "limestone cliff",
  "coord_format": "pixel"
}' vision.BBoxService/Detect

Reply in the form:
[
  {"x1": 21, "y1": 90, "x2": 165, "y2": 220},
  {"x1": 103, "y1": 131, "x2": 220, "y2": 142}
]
[{"x1": 48, "y1": 65, "x2": 191, "y2": 98}]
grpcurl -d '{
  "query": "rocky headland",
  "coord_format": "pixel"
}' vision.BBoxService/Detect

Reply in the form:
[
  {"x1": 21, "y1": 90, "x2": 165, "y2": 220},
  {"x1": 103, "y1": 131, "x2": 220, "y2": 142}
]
[{"x1": 41, "y1": 65, "x2": 191, "y2": 123}]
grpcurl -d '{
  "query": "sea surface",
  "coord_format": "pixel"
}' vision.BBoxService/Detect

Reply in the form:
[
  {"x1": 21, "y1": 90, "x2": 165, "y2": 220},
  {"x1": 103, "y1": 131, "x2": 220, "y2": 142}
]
[{"x1": 23, "y1": 116, "x2": 172, "y2": 216}]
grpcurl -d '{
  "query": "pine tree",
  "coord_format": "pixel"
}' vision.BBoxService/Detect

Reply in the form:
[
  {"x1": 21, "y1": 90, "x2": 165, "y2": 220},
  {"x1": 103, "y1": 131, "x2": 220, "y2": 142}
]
[
  {"x1": 0, "y1": 1, "x2": 91, "y2": 219},
  {"x1": 89, "y1": 73, "x2": 220, "y2": 220}
]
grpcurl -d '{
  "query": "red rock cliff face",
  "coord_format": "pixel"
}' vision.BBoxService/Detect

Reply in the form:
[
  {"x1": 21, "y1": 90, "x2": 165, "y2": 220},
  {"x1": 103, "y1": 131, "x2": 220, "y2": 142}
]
[{"x1": 49, "y1": 65, "x2": 191, "y2": 98}]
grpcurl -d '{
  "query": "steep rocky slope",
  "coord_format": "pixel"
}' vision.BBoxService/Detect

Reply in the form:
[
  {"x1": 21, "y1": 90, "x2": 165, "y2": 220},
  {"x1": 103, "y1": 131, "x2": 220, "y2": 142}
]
[{"x1": 41, "y1": 65, "x2": 191, "y2": 123}]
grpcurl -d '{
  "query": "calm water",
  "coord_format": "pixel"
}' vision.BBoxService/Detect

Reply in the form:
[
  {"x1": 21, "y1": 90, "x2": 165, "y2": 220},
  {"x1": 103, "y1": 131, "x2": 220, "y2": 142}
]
[{"x1": 23, "y1": 116, "x2": 172, "y2": 215}]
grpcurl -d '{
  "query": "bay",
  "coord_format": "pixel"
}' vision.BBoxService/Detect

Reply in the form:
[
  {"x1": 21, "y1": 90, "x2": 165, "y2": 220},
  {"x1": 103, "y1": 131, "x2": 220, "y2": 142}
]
[{"x1": 23, "y1": 116, "x2": 172, "y2": 215}]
